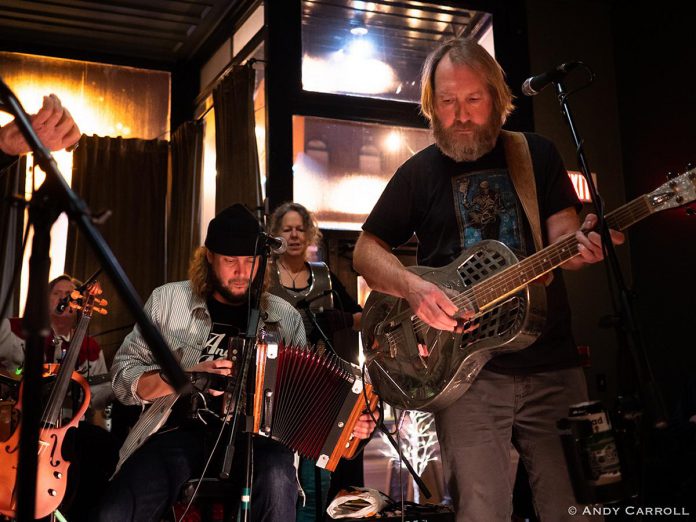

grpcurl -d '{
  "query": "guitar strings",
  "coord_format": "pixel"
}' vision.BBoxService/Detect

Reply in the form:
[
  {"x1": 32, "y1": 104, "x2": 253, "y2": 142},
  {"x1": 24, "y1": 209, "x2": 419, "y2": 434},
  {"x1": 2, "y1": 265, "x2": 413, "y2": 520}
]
[
  {"x1": 383, "y1": 232, "x2": 579, "y2": 349},
  {"x1": 41, "y1": 301, "x2": 95, "y2": 427},
  {"x1": 446, "y1": 198, "x2": 647, "y2": 317},
  {"x1": 380, "y1": 197, "x2": 651, "y2": 349}
]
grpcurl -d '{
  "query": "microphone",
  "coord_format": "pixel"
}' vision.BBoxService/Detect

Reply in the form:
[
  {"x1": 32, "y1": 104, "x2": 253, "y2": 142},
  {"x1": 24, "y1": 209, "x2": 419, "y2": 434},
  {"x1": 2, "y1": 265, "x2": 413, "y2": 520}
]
[
  {"x1": 55, "y1": 296, "x2": 70, "y2": 314},
  {"x1": 259, "y1": 232, "x2": 287, "y2": 254},
  {"x1": 521, "y1": 62, "x2": 581, "y2": 96},
  {"x1": 296, "y1": 289, "x2": 333, "y2": 309}
]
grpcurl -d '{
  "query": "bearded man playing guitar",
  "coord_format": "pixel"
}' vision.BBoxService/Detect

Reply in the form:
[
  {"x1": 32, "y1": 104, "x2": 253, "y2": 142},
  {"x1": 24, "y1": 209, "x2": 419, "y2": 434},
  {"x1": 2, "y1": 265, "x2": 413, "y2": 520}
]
[{"x1": 354, "y1": 38, "x2": 624, "y2": 521}]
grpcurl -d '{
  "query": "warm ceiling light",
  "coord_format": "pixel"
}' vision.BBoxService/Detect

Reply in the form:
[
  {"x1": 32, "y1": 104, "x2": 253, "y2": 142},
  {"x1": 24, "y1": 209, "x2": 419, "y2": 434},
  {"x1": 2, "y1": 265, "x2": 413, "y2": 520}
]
[
  {"x1": 385, "y1": 131, "x2": 401, "y2": 152},
  {"x1": 350, "y1": 26, "x2": 368, "y2": 36}
]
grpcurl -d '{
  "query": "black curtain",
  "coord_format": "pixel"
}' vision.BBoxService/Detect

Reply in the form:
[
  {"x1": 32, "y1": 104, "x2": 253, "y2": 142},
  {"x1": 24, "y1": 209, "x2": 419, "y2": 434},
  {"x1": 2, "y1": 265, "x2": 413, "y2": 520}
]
[
  {"x1": 66, "y1": 135, "x2": 168, "y2": 362},
  {"x1": 168, "y1": 120, "x2": 203, "y2": 282},
  {"x1": 0, "y1": 157, "x2": 26, "y2": 317},
  {"x1": 213, "y1": 64, "x2": 261, "y2": 214}
]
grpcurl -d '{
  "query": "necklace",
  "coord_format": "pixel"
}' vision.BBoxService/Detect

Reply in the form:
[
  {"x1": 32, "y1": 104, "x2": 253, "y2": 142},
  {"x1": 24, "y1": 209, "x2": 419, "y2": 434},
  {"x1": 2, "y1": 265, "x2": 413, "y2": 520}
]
[{"x1": 279, "y1": 260, "x2": 306, "y2": 290}]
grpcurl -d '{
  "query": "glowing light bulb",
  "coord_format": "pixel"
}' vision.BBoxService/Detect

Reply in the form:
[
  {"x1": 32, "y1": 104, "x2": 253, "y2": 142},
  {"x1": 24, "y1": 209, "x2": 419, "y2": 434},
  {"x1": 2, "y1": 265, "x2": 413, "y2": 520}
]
[
  {"x1": 347, "y1": 38, "x2": 373, "y2": 58},
  {"x1": 385, "y1": 131, "x2": 401, "y2": 152}
]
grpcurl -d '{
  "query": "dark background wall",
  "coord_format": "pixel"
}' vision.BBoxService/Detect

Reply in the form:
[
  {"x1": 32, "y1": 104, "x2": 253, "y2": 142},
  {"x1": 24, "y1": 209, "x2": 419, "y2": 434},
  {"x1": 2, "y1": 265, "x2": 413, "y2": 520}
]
[
  {"x1": 611, "y1": 1, "x2": 696, "y2": 411},
  {"x1": 521, "y1": 1, "x2": 696, "y2": 508},
  {"x1": 526, "y1": 0, "x2": 630, "y2": 406},
  {"x1": 525, "y1": 0, "x2": 695, "y2": 419}
]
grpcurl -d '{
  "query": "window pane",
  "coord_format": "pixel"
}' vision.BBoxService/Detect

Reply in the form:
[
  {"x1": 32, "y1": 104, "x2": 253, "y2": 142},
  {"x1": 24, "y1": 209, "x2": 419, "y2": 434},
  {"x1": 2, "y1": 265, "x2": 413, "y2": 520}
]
[
  {"x1": 0, "y1": 52, "x2": 170, "y2": 313},
  {"x1": 293, "y1": 115, "x2": 433, "y2": 230},
  {"x1": 301, "y1": 0, "x2": 493, "y2": 102},
  {"x1": 251, "y1": 44, "x2": 267, "y2": 203},
  {"x1": 0, "y1": 52, "x2": 170, "y2": 139}
]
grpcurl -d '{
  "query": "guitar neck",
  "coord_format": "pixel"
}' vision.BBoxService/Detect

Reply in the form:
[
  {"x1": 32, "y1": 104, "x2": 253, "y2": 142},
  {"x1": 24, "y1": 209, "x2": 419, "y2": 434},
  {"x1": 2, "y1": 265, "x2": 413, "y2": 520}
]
[{"x1": 472, "y1": 194, "x2": 652, "y2": 310}]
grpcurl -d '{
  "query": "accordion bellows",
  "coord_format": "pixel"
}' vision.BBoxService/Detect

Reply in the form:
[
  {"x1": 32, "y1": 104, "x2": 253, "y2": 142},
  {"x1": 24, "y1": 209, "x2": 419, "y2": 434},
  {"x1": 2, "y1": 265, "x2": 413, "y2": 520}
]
[{"x1": 252, "y1": 341, "x2": 378, "y2": 472}]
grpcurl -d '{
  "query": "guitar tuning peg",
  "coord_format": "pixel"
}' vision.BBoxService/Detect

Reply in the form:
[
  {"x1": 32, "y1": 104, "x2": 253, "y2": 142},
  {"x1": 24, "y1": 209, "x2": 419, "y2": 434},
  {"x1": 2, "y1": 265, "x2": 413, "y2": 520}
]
[
  {"x1": 70, "y1": 290, "x2": 81, "y2": 299},
  {"x1": 96, "y1": 298, "x2": 108, "y2": 306},
  {"x1": 69, "y1": 301, "x2": 81, "y2": 310},
  {"x1": 94, "y1": 307, "x2": 108, "y2": 315}
]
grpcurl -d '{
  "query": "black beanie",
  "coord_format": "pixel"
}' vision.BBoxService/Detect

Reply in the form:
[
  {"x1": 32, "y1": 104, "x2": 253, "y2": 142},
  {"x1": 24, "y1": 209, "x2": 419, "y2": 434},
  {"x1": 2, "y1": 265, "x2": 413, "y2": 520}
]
[{"x1": 204, "y1": 204, "x2": 262, "y2": 256}]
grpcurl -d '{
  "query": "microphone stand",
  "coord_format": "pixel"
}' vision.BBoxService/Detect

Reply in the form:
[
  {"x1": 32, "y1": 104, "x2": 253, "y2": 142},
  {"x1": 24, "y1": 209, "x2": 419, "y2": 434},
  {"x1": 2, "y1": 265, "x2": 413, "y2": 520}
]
[
  {"x1": 553, "y1": 79, "x2": 668, "y2": 498},
  {"x1": 0, "y1": 77, "x2": 190, "y2": 520},
  {"x1": 218, "y1": 239, "x2": 271, "y2": 521},
  {"x1": 301, "y1": 303, "x2": 335, "y2": 353}
]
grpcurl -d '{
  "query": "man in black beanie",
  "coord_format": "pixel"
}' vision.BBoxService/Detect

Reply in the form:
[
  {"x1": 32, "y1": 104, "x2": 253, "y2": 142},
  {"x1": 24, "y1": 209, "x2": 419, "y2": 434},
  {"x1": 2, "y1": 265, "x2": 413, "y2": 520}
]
[{"x1": 97, "y1": 204, "x2": 376, "y2": 521}]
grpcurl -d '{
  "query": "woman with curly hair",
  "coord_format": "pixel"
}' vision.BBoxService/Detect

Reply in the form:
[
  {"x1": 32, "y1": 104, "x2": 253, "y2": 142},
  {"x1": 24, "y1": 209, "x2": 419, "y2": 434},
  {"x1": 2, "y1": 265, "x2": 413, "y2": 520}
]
[
  {"x1": 268, "y1": 202, "x2": 366, "y2": 522},
  {"x1": 268, "y1": 202, "x2": 361, "y2": 345}
]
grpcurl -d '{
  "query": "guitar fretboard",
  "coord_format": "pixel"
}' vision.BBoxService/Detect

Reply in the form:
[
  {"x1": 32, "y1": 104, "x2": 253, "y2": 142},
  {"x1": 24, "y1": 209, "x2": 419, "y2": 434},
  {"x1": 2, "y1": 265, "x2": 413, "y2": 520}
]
[{"x1": 466, "y1": 195, "x2": 652, "y2": 311}]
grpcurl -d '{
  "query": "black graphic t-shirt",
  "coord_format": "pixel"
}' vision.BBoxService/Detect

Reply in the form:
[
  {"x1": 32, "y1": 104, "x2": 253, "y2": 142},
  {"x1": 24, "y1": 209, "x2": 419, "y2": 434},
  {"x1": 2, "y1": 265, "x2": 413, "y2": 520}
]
[
  {"x1": 363, "y1": 133, "x2": 582, "y2": 374},
  {"x1": 452, "y1": 169, "x2": 529, "y2": 256},
  {"x1": 201, "y1": 297, "x2": 249, "y2": 363},
  {"x1": 169, "y1": 297, "x2": 248, "y2": 426}
]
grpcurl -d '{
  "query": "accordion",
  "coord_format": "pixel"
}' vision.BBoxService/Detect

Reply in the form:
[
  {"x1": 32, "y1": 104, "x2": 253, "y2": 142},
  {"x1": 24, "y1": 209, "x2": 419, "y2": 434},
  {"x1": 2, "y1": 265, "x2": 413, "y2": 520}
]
[{"x1": 251, "y1": 335, "x2": 377, "y2": 472}]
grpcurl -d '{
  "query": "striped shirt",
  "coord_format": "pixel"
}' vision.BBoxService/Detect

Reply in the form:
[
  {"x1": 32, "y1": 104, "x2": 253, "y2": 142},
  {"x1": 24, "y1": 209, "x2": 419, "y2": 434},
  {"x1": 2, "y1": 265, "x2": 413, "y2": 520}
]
[{"x1": 110, "y1": 280, "x2": 306, "y2": 473}]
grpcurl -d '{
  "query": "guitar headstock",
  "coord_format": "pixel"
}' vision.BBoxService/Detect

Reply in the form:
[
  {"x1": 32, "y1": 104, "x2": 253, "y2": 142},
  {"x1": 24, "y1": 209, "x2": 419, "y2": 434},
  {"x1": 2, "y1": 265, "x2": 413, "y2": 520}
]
[
  {"x1": 67, "y1": 280, "x2": 108, "y2": 318},
  {"x1": 647, "y1": 167, "x2": 696, "y2": 213}
]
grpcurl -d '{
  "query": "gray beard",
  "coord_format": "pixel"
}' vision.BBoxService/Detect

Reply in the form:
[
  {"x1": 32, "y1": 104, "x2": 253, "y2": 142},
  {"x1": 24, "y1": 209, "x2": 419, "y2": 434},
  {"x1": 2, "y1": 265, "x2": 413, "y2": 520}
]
[{"x1": 432, "y1": 117, "x2": 500, "y2": 162}]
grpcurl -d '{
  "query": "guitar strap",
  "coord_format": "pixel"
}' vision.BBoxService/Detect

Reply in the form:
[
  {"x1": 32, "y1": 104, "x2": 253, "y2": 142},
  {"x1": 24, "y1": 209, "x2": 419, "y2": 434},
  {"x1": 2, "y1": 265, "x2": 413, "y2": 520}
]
[{"x1": 501, "y1": 130, "x2": 543, "y2": 252}]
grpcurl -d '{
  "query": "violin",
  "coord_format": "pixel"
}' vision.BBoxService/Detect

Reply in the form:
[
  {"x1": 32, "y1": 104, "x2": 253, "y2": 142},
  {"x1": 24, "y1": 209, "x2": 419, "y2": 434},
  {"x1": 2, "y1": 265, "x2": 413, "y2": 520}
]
[{"x1": 0, "y1": 281, "x2": 107, "y2": 519}]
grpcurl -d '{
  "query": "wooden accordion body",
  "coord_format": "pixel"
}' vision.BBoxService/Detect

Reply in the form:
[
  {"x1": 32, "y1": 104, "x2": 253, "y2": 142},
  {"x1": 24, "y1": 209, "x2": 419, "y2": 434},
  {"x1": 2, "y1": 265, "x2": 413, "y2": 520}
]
[{"x1": 252, "y1": 335, "x2": 377, "y2": 472}]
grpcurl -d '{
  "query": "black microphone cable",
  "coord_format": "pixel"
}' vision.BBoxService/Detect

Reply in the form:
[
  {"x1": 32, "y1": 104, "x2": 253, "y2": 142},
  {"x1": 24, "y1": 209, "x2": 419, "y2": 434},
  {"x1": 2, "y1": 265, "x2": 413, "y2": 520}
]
[{"x1": 176, "y1": 368, "x2": 241, "y2": 522}]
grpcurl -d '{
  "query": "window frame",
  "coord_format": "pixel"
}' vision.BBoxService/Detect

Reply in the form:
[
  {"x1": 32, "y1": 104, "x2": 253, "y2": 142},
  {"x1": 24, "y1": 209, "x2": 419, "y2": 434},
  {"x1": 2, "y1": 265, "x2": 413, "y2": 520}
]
[{"x1": 265, "y1": 0, "x2": 532, "y2": 208}]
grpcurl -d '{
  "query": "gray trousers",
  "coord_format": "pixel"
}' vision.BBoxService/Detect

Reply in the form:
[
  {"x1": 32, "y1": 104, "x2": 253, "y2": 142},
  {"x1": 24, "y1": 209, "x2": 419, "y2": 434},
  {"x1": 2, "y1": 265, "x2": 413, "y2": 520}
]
[{"x1": 435, "y1": 367, "x2": 601, "y2": 522}]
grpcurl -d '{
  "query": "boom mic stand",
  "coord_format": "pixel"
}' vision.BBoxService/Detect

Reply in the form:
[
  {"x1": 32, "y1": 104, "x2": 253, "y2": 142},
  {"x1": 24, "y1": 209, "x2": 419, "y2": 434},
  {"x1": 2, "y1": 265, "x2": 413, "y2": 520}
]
[
  {"x1": 297, "y1": 295, "x2": 336, "y2": 353},
  {"x1": 0, "y1": 77, "x2": 190, "y2": 520},
  {"x1": 218, "y1": 235, "x2": 272, "y2": 521},
  {"x1": 551, "y1": 76, "x2": 668, "y2": 502},
  {"x1": 553, "y1": 78, "x2": 667, "y2": 426}
]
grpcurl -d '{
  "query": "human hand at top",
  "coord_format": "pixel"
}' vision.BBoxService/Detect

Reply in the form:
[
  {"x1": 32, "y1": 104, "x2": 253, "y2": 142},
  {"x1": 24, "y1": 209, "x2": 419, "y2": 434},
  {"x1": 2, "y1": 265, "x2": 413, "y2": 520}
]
[{"x1": 0, "y1": 94, "x2": 81, "y2": 156}]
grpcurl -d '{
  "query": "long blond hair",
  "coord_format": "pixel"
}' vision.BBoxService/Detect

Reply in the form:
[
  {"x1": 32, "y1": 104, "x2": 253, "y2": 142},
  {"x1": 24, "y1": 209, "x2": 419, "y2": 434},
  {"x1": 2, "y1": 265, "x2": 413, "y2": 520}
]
[
  {"x1": 420, "y1": 37, "x2": 514, "y2": 126},
  {"x1": 188, "y1": 246, "x2": 212, "y2": 298}
]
